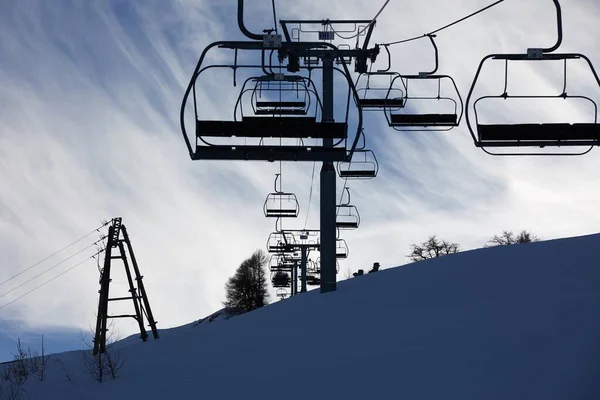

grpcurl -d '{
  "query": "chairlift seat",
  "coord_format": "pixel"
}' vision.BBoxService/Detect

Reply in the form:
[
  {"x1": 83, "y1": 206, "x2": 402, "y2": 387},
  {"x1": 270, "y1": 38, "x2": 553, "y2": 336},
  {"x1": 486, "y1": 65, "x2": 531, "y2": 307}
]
[
  {"x1": 478, "y1": 123, "x2": 599, "y2": 142},
  {"x1": 265, "y1": 209, "x2": 299, "y2": 217},
  {"x1": 256, "y1": 101, "x2": 306, "y2": 108},
  {"x1": 255, "y1": 109, "x2": 307, "y2": 115},
  {"x1": 338, "y1": 169, "x2": 376, "y2": 178},
  {"x1": 390, "y1": 113, "x2": 458, "y2": 126},
  {"x1": 196, "y1": 118, "x2": 347, "y2": 139},
  {"x1": 358, "y1": 98, "x2": 405, "y2": 108},
  {"x1": 336, "y1": 221, "x2": 359, "y2": 229}
]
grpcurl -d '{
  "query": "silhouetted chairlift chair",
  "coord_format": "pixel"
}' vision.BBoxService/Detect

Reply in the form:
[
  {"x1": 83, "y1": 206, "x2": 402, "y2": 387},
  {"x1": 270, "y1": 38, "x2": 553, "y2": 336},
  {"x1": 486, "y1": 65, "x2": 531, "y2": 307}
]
[
  {"x1": 312, "y1": 257, "x2": 340, "y2": 275},
  {"x1": 384, "y1": 35, "x2": 463, "y2": 131},
  {"x1": 465, "y1": 0, "x2": 600, "y2": 155},
  {"x1": 181, "y1": 43, "x2": 360, "y2": 162},
  {"x1": 276, "y1": 287, "x2": 289, "y2": 299},
  {"x1": 336, "y1": 187, "x2": 360, "y2": 230},
  {"x1": 272, "y1": 271, "x2": 291, "y2": 288},
  {"x1": 355, "y1": 50, "x2": 406, "y2": 110},
  {"x1": 337, "y1": 149, "x2": 379, "y2": 179},
  {"x1": 336, "y1": 238, "x2": 349, "y2": 259},
  {"x1": 250, "y1": 76, "x2": 311, "y2": 116},
  {"x1": 306, "y1": 273, "x2": 321, "y2": 286},
  {"x1": 264, "y1": 174, "x2": 300, "y2": 218},
  {"x1": 269, "y1": 254, "x2": 295, "y2": 271},
  {"x1": 266, "y1": 231, "x2": 296, "y2": 254}
]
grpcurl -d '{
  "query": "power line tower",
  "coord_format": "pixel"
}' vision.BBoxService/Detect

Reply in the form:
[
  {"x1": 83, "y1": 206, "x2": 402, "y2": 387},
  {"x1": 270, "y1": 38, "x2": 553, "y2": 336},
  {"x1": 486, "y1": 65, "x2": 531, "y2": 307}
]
[{"x1": 93, "y1": 217, "x2": 159, "y2": 355}]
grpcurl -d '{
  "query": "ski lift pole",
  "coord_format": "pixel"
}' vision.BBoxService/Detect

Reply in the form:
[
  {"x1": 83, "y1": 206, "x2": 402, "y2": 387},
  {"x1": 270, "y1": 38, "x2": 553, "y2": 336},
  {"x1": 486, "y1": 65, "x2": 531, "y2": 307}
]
[
  {"x1": 320, "y1": 54, "x2": 337, "y2": 293},
  {"x1": 300, "y1": 246, "x2": 308, "y2": 293}
]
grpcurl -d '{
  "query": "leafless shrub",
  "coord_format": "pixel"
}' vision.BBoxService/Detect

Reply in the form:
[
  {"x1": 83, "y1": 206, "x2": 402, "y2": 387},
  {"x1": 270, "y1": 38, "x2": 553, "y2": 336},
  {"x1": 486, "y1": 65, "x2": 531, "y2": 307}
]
[
  {"x1": 0, "y1": 382, "x2": 28, "y2": 400},
  {"x1": 81, "y1": 322, "x2": 124, "y2": 383},
  {"x1": 53, "y1": 358, "x2": 73, "y2": 383}
]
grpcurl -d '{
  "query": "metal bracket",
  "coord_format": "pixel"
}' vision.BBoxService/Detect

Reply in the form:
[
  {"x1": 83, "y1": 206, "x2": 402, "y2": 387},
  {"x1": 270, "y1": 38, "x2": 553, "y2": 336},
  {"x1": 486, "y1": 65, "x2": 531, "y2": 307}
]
[
  {"x1": 263, "y1": 33, "x2": 282, "y2": 48},
  {"x1": 527, "y1": 48, "x2": 544, "y2": 59}
]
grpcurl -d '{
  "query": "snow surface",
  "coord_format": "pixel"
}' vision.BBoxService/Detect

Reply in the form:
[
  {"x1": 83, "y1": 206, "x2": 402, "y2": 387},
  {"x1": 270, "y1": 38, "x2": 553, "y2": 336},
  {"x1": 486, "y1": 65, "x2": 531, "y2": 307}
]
[{"x1": 3, "y1": 233, "x2": 600, "y2": 399}]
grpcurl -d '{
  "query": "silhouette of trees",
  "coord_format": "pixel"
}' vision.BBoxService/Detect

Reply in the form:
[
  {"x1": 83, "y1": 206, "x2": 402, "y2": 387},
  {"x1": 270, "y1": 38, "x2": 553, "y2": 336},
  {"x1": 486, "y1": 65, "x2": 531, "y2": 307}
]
[
  {"x1": 407, "y1": 236, "x2": 460, "y2": 262},
  {"x1": 486, "y1": 230, "x2": 540, "y2": 247},
  {"x1": 224, "y1": 250, "x2": 270, "y2": 313}
]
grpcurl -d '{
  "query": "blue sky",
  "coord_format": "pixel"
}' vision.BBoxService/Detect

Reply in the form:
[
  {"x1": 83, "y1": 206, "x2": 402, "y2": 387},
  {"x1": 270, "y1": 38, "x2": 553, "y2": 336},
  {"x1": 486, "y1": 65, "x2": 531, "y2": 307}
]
[{"x1": 1, "y1": 0, "x2": 600, "y2": 361}]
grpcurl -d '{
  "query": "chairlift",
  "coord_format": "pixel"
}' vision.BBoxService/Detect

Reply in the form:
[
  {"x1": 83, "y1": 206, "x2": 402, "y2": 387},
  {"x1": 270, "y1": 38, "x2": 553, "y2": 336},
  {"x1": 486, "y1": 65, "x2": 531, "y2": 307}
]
[
  {"x1": 269, "y1": 254, "x2": 295, "y2": 271},
  {"x1": 306, "y1": 274, "x2": 321, "y2": 286},
  {"x1": 264, "y1": 174, "x2": 300, "y2": 218},
  {"x1": 250, "y1": 75, "x2": 311, "y2": 116},
  {"x1": 385, "y1": 35, "x2": 463, "y2": 131},
  {"x1": 337, "y1": 149, "x2": 379, "y2": 179},
  {"x1": 355, "y1": 63, "x2": 406, "y2": 110},
  {"x1": 336, "y1": 188, "x2": 360, "y2": 230},
  {"x1": 272, "y1": 271, "x2": 291, "y2": 288},
  {"x1": 181, "y1": 39, "x2": 362, "y2": 162},
  {"x1": 266, "y1": 231, "x2": 296, "y2": 253},
  {"x1": 276, "y1": 287, "x2": 289, "y2": 300},
  {"x1": 336, "y1": 238, "x2": 349, "y2": 259},
  {"x1": 465, "y1": 0, "x2": 600, "y2": 155},
  {"x1": 312, "y1": 257, "x2": 340, "y2": 274}
]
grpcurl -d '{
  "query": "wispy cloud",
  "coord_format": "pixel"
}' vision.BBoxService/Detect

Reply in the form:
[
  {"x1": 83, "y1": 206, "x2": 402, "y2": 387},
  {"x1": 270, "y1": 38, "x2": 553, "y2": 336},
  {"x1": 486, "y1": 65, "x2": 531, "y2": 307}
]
[{"x1": 1, "y1": 0, "x2": 599, "y2": 348}]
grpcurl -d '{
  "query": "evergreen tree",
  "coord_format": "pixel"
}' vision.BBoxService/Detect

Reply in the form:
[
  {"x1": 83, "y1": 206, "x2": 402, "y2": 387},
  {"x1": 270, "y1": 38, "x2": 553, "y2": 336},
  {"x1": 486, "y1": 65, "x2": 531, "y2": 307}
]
[{"x1": 224, "y1": 250, "x2": 270, "y2": 313}]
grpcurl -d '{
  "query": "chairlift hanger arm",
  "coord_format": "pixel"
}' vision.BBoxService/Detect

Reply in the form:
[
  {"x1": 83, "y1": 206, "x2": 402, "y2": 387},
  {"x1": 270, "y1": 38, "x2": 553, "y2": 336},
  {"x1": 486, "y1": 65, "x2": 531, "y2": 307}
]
[
  {"x1": 238, "y1": 0, "x2": 263, "y2": 41},
  {"x1": 543, "y1": 0, "x2": 562, "y2": 53},
  {"x1": 421, "y1": 35, "x2": 439, "y2": 76}
]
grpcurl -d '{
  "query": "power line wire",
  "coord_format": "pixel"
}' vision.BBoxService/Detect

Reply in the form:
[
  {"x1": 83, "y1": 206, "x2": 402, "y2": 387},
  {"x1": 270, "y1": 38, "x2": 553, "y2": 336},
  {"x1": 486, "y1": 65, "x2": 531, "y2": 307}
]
[
  {"x1": 0, "y1": 238, "x2": 105, "y2": 300},
  {"x1": 0, "y1": 249, "x2": 103, "y2": 312},
  {"x1": 0, "y1": 221, "x2": 110, "y2": 288},
  {"x1": 381, "y1": 0, "x2": 505, "y2": 46}
]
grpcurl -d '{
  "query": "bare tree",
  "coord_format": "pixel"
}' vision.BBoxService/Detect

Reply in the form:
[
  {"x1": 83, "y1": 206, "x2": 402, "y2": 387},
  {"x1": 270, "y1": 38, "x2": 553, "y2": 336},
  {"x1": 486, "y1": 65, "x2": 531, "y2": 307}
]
[
  {"x1": 407, "y1": 236, "x2": 460, "y2": 262},
  {"x1": 54, "y1": 358, "x2": 73, "y2": 383},
  {"x1": 486, "y1": 230, "x2": 540, "y2": 247},
  {"x1": 81, "y1": 321, "x2": 124, "y2": 383},
  {"x1": 224, "y1": 250, "x2": 270, "y2": 313}
]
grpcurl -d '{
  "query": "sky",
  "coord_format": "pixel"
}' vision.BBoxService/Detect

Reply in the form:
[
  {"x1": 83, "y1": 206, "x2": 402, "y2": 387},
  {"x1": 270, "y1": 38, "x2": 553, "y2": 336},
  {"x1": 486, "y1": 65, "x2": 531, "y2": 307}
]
[{"x1": 1, "y1": 0, "x2": 600, "y2": 361}]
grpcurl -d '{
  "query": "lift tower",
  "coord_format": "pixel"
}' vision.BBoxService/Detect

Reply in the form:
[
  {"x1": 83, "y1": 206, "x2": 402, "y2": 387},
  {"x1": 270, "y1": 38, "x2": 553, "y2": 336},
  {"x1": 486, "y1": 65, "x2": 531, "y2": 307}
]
[{"x1": 180, "y1": 0, "x2": 379, "y2": 293}]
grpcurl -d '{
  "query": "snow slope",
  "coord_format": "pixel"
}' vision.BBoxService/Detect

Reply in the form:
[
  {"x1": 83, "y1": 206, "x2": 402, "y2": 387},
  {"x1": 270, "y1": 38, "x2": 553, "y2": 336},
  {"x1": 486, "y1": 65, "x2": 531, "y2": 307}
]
[{"x1": 6, "y1": 233, "x2": 600, "y2": 399}]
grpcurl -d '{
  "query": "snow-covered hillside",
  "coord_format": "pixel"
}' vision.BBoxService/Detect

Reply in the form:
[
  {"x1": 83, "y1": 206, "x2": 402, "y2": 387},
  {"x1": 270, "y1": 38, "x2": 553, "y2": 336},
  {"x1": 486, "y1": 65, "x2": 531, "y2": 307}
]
[{"x1": 4, "y1": 234, "x2": 600, "y2": 399}]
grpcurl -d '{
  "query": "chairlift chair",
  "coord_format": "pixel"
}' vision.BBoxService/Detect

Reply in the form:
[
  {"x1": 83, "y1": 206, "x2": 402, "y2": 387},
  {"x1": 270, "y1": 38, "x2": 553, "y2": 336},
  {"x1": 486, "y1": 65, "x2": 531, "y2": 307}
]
[
  {"x1": 306, "y1": 274, "x2": 321, "y2": 286},
  {"x1": 264, "y1": 174, "x2": 300, "y2": 218},
  {"x1": 276, "y1": 287, "x2": 289, "y2": 300},
  {"x1": 312, "y1": 257, "x2": 340, "y2": 274},
  {"x1": 181, "y1": 39, "x2": 363, "y2": 162},
  {"x1": 266, "y1": 231, "x2": 296, "y2": 253},
  {"x1": 336, "y1": 238, "x2": 349, "y2": 259},
  {"x1": 269, "y1": 254, "x2": 295, "y2": 271},
  {"x1": 250, "y1": 75, "x2": 311, "y2": 116},
  {"x1": 337, "y1": 149, "x2": 379, "y2": 179},
  {"x1": 336, "y1": 187, "x2": 360, "y2": 230},
  {"x1": 385, "y1": 36, "x2": 463, "y2": 131},
  {"x1": 272, "y1": 271, "x2": 291, "y2": 288},
  {"x1": 355, "y1": 71, "x2": 406, "y2": 110},
  {"x1": 465, "y1": 0, "x2": 600, "y2": 155}
]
